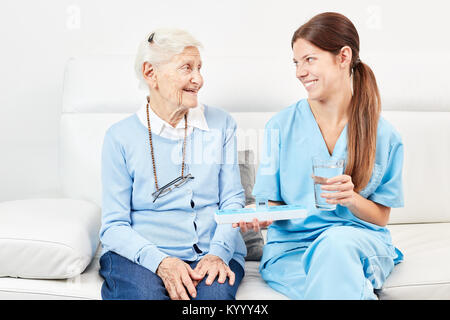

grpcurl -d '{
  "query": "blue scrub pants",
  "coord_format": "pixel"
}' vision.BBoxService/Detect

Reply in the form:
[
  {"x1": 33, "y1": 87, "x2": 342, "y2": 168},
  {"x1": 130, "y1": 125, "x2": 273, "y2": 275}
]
[
  {"x1": 99, "y1": 251, "x2": 244, "y2": 300},
  {"x1": 261, "y1": 226, "x2": 397, "y2": 300}
]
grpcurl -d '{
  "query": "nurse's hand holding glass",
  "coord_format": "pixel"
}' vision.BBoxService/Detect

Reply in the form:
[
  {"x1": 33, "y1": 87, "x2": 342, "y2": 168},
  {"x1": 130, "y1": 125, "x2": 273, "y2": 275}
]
[
  {"x1": 317, "y1": 174, "x2": 356, "y2": 208},
  {"x1": 311, "y1": 157, "x2": 355, "y2": 211}
]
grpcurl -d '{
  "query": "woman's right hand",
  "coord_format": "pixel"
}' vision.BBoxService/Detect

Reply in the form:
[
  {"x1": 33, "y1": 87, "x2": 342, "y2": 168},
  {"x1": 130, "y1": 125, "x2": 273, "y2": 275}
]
[
  {"x1": 231, "y1": 202, "x2": 276, "y2": 232},
  {"x1": 156, "y1": 256, "x2": 203, "y2": 300}
]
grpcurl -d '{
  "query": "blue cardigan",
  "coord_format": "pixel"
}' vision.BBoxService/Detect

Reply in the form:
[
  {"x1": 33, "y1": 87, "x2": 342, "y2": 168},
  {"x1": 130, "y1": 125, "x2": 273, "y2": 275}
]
[{"x1": 99, "y1": 105, "x2": 246, "y2": 273}]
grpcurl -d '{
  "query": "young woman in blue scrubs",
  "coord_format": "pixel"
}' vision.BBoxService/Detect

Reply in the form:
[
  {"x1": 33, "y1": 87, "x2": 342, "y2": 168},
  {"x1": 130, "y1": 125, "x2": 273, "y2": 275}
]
[{"x1": 236, "y1": 12, "x2": 404, "y2": 299}]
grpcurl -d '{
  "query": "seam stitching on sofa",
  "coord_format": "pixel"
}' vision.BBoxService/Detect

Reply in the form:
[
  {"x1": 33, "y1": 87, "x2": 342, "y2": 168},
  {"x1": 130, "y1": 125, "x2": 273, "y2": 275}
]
[
  {"x1": 0, "y1": 237, "x2": 77, "y2": 251},
  {"x1": 384, "y1": 281, "x2": 450, "y2": 289},
  {"x1": 0, "y1": 288, "x2": 96, "y2": 300}
]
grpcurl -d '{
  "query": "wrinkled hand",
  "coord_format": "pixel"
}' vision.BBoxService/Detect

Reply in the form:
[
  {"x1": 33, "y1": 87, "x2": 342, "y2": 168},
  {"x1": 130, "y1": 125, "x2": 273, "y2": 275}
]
[
  {"x1": 156, "y1": 257, "x2": 203, "y2": 300},
  {"x1": 194, "y1": 254, "x2": 235, "y2": 286},
  {"x1": 314, "y1": 174, "x2": 357, "y2": 208}
]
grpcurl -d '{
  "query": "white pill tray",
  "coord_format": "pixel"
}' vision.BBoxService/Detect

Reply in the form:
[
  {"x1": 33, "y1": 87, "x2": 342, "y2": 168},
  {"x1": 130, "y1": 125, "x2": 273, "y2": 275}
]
[{"x1": 215, "y1": 205, "x2": 307, "y2": 224}]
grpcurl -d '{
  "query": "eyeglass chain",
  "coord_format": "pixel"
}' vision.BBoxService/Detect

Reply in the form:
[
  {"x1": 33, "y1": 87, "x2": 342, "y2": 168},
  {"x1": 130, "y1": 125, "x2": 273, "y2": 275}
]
[{"x1": 146, "y1": 101, "x2": 188, "y2": 192}]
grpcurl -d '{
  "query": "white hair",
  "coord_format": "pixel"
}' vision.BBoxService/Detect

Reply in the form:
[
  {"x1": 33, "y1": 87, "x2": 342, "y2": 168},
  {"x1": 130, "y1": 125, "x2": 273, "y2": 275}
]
[{"x1": 134, "y1": 28, "x2": 203, "y2": 91}]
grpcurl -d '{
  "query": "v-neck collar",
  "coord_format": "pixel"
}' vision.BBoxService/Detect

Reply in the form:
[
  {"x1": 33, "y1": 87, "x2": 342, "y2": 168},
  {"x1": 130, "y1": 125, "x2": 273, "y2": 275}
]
[{"x1": 304, "y1": 99, "x2": 348, "y2": 158}]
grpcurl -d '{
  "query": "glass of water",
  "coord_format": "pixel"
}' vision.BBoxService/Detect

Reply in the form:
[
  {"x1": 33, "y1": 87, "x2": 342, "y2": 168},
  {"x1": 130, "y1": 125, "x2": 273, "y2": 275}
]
[{"x1": 312, "y1": 157, "x2": 345, "y2": 211}]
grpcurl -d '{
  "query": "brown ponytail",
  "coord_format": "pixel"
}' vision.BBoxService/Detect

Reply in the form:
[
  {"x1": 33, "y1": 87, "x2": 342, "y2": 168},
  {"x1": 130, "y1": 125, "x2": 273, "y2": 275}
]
[
  {"x1": 347, "y1": 61, "x2": 381, "y2": 192},
  {"x1": 292, "y1": 12, "x2": 381, "y2": 192}
]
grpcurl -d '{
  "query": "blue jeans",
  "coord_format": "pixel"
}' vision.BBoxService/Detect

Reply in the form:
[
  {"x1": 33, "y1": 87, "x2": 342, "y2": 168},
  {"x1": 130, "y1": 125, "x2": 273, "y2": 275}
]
[{"x1": 99, "y1": 251, "x2": 245, "y2": 300}]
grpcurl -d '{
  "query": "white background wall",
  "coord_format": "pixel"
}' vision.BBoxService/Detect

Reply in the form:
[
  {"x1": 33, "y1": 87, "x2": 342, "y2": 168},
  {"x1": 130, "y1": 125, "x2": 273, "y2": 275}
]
[{"x1": 1, "y1": 0, "x2": 449, "y2": 202}]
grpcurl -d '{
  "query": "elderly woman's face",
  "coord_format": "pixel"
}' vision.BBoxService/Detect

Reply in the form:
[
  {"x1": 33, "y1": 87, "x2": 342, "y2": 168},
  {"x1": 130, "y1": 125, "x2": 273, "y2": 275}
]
[{"x1": 154, "y1": 46, "x2": 203, "y2": 108}]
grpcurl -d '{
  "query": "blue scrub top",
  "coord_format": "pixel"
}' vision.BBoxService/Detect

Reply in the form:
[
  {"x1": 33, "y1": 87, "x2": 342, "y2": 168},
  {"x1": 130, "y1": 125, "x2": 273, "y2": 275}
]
[{"x1": 252, "y1": 99, "x2": 405, "y2": 268}]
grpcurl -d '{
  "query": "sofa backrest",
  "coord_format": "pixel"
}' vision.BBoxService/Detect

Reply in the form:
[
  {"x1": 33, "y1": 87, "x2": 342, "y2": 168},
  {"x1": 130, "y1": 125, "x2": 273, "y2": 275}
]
[{"x1": 60, "y1": 55, "x2": 450, "y2": 225}]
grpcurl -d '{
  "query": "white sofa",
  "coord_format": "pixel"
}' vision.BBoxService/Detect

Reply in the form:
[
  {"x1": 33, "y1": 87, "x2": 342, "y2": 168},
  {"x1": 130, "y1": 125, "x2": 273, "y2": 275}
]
[{"x1": 1, "y1": 55, "x2": 449, "y2": 300}]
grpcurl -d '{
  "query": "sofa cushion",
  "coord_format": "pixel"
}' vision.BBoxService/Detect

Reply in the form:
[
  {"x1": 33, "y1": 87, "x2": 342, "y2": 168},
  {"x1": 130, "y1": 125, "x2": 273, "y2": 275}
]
[
  {"x1": 0, "y1": 198, "x2": 101, "y2": 279},
  {"x1": 0, "y1": 246, "x2": 103, "y2": 300},
  {"x1": 235, "y1": 261, "x2": 288, "y2": 300},
  {"x1": 379, "y1": 223, "x2": 450, "y2": 299}
]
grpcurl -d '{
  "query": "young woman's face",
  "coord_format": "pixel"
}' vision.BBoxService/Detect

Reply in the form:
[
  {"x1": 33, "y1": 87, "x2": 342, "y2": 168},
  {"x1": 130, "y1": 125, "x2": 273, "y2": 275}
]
[
  {"x1": 292, "y1": 38, "x2": 344, "y2": 102},
  {"x1": 155, "y1": 46, "x2": 203, "y2": 108}
]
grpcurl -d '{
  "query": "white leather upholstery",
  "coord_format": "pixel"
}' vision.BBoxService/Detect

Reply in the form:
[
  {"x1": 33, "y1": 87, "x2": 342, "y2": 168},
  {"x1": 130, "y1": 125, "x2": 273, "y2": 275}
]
[
  {"x1": 0, "y1": 247, "x2": 103, "y2": 300},
  {"x1": 380, "y1": 223, "x2": 450, "y2": 299},
  {"x1": 381, "y1": 112, "x2": 450, "y2": 224},
  {"x1": 0, "y1": 199, "x2": 101, "y2": 279},
  {"x1": 62, "y1": 56, "x2": 145, "y2": 114},
  {"x1": 59, "y1": 114, "x2": 125, "y2": 207},
  {"x1": 2, "y1": 55, "x2": 449, "y2": 299}
]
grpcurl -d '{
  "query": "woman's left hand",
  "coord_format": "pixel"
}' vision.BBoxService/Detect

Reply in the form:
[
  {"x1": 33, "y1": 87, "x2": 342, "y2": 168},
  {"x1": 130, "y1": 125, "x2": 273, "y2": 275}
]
[
  {"x1": 319, "y1": 174, "x2": 357, "y2": 208},
  {"x1": 232, "y1": 218, "x2": 273, "y2": 233},
  {"x1": 193, "y1": 254, "x2": 235, "y2": 286}
]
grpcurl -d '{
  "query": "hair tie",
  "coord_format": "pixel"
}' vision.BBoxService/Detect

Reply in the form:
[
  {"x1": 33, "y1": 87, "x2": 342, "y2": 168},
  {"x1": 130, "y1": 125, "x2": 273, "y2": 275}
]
[
  {"x1": 148, "y1": 32, "x2": 155, "y2": 43},
  {"x1": 354, "y1": 58, "x2": 361, "y2": 68}
]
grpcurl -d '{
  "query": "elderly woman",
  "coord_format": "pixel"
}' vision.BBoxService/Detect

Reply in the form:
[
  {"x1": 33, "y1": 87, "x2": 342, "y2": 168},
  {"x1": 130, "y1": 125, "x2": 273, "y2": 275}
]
[{"x1": 98, "y1": 28, "x2": 246, "y2": 300}]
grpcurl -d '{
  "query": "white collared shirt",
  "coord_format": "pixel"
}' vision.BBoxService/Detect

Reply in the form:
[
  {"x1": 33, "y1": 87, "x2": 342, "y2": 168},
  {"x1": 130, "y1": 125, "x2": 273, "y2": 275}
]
[{"x1": 136, "y1": 102, "x2": 210, "y2": 140}]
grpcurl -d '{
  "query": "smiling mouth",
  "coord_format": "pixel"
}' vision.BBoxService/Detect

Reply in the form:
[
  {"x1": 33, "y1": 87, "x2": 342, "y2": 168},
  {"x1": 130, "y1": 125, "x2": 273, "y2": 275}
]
[
  {"x1": 304, "y1": 80, "x2": 318, "y2": 88},
  {"x1": 183, "y1": 88, "x2": 198, "y2": 94}
]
